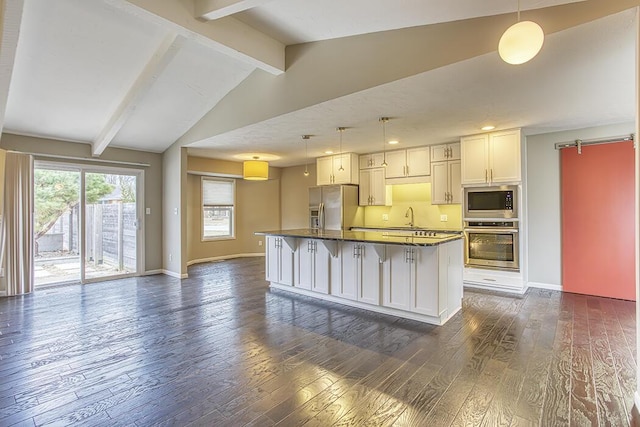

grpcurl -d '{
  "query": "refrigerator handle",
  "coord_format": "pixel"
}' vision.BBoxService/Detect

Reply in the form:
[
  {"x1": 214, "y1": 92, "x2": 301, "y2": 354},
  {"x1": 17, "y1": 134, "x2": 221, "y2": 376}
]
[{"x1": 319, "y1": 203, "x2": 324, "y2": 230}]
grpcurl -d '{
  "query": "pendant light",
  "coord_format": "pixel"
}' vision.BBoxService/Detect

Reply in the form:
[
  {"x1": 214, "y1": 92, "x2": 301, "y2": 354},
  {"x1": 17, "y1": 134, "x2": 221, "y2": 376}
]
[
  {"x1": 498, "y1": 0, "x2": 544, "y2": 65},
  {"x1": 302, "y1": 135, "x2": 311, "y2": 176},
  {"x1": 379, "y1": 117, "x2": 389, "y2": 167},
  {"x1": 337, "y1": 127, "x2": 346, "y2": 171},
  {"x1": 243, "y1": 156, "x2": 269, "y2": 180}
]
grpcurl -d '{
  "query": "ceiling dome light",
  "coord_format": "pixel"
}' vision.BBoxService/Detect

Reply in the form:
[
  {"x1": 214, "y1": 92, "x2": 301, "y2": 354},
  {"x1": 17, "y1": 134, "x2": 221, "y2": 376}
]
[
  {"x1": 481, "y1": 125, "x2": 496, "y2": 131},
  {"x1": 499, "y1": 20, "x2": 544, "y2": 65}
]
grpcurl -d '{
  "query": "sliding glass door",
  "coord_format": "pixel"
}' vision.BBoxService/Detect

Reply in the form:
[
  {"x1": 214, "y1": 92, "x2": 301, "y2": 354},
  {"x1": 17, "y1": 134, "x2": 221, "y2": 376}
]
[
  {"x1": 84, "y1": 172, "x2": 139, "y2": 281},
  {"x1": 34, "y1": 167, "x2": 81, "y2": 286},
  {"x1": 34, "y1": 162, "x2": 143, "y2": 287}
]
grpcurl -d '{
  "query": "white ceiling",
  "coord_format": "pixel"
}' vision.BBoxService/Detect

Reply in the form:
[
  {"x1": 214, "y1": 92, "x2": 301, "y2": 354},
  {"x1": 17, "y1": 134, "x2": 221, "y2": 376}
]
[
  {"x1": 235, "y1": 0, "x2": 585, "y2": 45},
  {"x1": 0, "y1": 0, "x2": 635, "y2": 167}
]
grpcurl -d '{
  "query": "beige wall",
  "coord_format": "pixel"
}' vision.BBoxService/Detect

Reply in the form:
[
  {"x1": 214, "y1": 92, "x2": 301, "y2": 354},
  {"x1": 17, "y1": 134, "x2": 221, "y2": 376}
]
[
  {"x1": 186, "y1": 156, "x2": 281, "y2": 263},
  {"x1": 0, "y1": 133, "x2": 164, "y2": 274},
  {"x1": 280, "y1": 164, "x2": 317, "y2": 229}
]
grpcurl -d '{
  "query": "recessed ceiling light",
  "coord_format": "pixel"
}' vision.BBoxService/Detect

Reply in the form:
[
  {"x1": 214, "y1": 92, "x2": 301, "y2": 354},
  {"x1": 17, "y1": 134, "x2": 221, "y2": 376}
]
[
  {"x1": 481, "y1": 125, "x2": 496, "y2": 131},
  {"x1": 388, "y1": 140, "x2": 399, "y2": 145},
  {"x1": 325, "y1": 150, "x2": 334, "y2": 154}
]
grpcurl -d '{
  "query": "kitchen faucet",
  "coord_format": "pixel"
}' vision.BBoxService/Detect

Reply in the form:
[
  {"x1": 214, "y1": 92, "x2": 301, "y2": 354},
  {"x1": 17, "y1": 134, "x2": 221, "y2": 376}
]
[{"x1": 405, "y1": 207, "x2": 414, "y2": 228}]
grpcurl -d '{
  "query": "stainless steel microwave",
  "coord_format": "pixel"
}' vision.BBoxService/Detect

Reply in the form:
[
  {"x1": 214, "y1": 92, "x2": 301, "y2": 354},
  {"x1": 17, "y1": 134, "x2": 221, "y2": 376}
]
[{"x1": 463, "y1": 185, "x2": 518, "y2": 219}]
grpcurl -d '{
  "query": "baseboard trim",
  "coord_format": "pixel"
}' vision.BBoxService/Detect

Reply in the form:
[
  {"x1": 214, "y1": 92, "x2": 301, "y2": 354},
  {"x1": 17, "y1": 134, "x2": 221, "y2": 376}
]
[
  {"x1": 527, "y1": 281, "x2": 562, "y2": 292},
  {"x1": 0, "y1": 291, "x2": 6, "y2": 297},
  {"x1": 187, "y1": 253, "x2": 265, "y2": 266},
  {"x1": 144, "y1": 269, "x2": 163, "y2": 276},
  {"x1": 162, "y1": 270, "x2": 188, "y2": 279}
]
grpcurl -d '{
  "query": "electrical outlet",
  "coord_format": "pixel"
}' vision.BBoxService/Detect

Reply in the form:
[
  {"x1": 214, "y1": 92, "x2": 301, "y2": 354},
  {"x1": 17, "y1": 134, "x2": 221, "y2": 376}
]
[
  {"x1": 440, "y1": 214, "x2": 448, "y2": 222},
  {"x1": 258, "y1": 240, "x2": 263, "y2": 246},
  {"x1": 169, "y1": 253, "x2": 172, "y2": 262},
  {"x1": 382, "y1": 214, "x2": 389, "y2": 221}
]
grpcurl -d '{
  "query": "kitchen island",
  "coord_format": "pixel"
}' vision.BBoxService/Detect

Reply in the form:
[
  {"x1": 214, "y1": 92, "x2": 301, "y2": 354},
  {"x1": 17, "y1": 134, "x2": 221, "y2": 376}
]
[{"x1": 255, "y1": 228, "x2": 463, "y2": 325}]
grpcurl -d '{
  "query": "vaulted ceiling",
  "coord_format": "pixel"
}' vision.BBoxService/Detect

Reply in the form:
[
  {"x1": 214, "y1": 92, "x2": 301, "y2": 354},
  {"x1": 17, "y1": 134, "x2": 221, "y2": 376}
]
[{"x1": 0, "y1": 0, "x2": 636, "y2": 166}]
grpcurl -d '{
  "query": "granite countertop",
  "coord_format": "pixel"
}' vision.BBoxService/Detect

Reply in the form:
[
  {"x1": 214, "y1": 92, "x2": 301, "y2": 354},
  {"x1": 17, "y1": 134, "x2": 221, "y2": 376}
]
[{"x1": 255, "y1": 228, "x2": 463, "y2": 246}]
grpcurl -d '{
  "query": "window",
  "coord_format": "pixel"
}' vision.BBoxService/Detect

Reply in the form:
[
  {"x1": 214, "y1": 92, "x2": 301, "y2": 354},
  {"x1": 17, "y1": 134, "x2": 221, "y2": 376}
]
[{"x1": 202, "y1": 177, "x2": 235, "y2": 240}]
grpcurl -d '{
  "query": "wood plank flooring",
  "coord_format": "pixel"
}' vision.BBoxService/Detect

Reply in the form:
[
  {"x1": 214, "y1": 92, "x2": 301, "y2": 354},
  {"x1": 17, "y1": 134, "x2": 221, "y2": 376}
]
[{"x1": 0, "y1": 257, "x2": 636, "y2": 426}]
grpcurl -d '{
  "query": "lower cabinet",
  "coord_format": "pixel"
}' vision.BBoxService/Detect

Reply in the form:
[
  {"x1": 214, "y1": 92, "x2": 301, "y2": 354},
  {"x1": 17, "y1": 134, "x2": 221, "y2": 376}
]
[
  {"x1": 383, "y1": 240, "x2": 463, "y2": 318},
  {"x1": 383, "y1": 245, "x2": 438, "y2": 316},
  {"x1": 266, "y1": 236, "x2": 294, "y2": 286},
  {"x1": 295, "y1": 238, "x2": 330, "y2": 294},
  {"x1": 335, "y1": 241, "x2": 381, "y2": 304}
]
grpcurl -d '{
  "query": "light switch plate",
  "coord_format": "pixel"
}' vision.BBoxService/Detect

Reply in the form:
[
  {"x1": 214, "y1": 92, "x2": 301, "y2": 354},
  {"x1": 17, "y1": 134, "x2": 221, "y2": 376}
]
[{"x1": 440, "y1": 214, "x2": 448, "y2": 222}]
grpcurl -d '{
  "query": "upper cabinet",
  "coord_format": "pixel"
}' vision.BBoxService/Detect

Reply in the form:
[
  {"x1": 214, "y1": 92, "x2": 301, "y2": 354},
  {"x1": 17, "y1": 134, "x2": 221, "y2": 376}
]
[
  {"x1": 432, "y1": 143, "x2": 462, "y2": 205},
  {"x1": 461, "y1": 129, "x2": 521, "y2": 185},
  {"x1": 359, "y1": 168, "x2": 391, "y2": 206},
  {"x1": 317, "y1": 153, "x2": 359, "y2": 185},
  {"x1": 431, "y1": 143, "x2": 461, "y2": 162},
  {"x1": 359, "y1": 153, "x2": 386, "y2": 169},
  {"x1": 385, "y1": 147, "x2": 431, "y2": 178}
]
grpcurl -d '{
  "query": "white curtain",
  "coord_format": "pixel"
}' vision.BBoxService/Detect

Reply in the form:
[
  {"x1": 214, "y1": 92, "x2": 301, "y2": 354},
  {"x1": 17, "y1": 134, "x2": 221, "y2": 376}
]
[{"x1": 2, "y1": 153, "x2": 34, "y2": 296}]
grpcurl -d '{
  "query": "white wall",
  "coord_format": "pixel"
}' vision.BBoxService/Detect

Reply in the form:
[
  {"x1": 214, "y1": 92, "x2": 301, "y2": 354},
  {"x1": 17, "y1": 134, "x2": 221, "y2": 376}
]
[
  {"x1": 162, "y1": 142, "x2": 187, "y2": 277},
  {"x1": 526, "y1": 122, "x2": 635, "y2": 288}
]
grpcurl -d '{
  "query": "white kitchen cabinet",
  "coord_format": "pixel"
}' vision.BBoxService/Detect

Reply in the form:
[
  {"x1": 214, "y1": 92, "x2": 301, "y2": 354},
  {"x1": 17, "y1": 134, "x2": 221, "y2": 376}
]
[
  {"x1": 296, "y1": 239, "x2": 330, "y2": 294},
  {"x1": 359, "y1": 168, "x2": 391, "y2": 206},
  {"x1": 431, "y1": 142, "x2": 460, "y2": 162},
  {"x1": 336, "y1": 242, "x2": 381, "y2": 304},
  {"x1": 383, "y1": 240, "x2": 462, "y2": 317},
  {"x1": 359, "y1": 153, "x2": 385, "y2": 169},
  {"x1": 431, "y1": 160, "x2": 461, "y2": 205},
  {"x1": 265, "y1": 236, "x2": 294, "y2": 286},
  {"x1": 316, "y1": 153, "x2": 359, "y2": 185},
  {"x1": 384, "y1": 245, "x2": 439, "y2": 315},
  {"x1": 384, "y1": 147, "x2": 431, "y2": 178},
  {"x1": 461, "y1": 129, "x2": 521, "y2": 185}
]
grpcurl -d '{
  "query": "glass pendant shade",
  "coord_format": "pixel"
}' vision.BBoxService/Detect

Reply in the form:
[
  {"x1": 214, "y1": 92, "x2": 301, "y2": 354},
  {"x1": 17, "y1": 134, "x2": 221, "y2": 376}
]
[
  {"x1": 499, "y1": 20, "x2": 544, "y2": 65},
  {"x1": 243, "y1": 159, "x2": 269, "y2": 180}
]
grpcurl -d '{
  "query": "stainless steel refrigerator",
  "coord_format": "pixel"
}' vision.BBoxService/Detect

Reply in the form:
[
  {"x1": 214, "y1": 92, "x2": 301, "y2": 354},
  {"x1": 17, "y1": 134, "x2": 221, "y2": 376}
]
[{"x1": 309, "y1": 185, "x2": 362, "y2": 231}]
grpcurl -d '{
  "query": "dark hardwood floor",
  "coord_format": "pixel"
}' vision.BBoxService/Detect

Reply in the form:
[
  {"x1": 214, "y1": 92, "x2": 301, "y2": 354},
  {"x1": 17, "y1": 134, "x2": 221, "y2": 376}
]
[{"x1": 0, "y1": 257, "x2": 636, "y2": 426}]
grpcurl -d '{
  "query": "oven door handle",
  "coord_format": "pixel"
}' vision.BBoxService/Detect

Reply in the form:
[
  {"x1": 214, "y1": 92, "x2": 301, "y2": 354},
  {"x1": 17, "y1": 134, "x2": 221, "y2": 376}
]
[{"x1": 464, "y1": 228, "x2": 519, "y2": 233}]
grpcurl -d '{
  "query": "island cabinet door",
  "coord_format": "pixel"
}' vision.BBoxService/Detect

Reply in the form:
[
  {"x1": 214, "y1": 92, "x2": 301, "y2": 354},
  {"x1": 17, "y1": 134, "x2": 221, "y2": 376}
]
[
  {"x1": 296, "y1": 238, "x2": 314, "y2": 290},
  {"x1": 412, "y1": 246, "x2": 439, "y2": 316},
  {"x1": 266, "y1": 236, "x2": 280, "y2": 283},
  {"x1": 383, "y1": 245, "x2": 413, "y2": 311},
  {"x1": 358, "y1": 244, "x2": 381, "y2": 305},
  {"x1": 312, "y1": 241, "x2": 330, "y2": 294},
  {"x1": 266, "y1": 236, "x2": 293, "y2": 286},
  {"x1": 337, "y1": 242, "x2": 359, "y2": 301}
]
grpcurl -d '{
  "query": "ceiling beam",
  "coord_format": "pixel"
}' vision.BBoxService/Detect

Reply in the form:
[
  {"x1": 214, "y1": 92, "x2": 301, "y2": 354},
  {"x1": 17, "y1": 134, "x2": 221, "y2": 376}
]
[
  {"x1": 0, "y1": 0, "x2": 24, "y2": 137},
  {"x1": 105, "y1": 0, "x2": 284, "y2": 75},
  {"x1": 92, "y1": 34, "x2": 184, "y2": 157},
  {"x1": 195, "y1": 0, "x2": 274, "y2": 21}
]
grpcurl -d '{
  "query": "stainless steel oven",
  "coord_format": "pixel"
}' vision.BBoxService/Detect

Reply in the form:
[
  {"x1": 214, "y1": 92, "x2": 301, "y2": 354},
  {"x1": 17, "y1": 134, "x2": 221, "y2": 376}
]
[
  {"x1": 464, "y1": 185, "x2": 518, "y2": 219},
  {"x1": 464, "y1": 221, "x2": 519, "y2": 271}
]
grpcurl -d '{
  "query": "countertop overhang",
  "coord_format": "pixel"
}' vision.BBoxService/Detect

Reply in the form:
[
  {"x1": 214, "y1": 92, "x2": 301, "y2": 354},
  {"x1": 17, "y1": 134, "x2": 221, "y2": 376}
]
[{"x1": 255, "y1": 228, "x2": 463, "y2": 246}]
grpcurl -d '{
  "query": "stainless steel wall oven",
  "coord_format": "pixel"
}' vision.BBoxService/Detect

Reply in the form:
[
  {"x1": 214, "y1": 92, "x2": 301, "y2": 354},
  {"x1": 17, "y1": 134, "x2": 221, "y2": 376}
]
[{"x1": 464, "y1": 221, "x2": 519, "y2": 271}]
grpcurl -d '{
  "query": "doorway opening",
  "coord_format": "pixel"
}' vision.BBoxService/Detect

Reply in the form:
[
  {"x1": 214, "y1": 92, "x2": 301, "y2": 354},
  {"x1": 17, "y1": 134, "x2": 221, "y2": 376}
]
[{"x1": 33, "y1": 162, "x2": 144, "y2": 287}]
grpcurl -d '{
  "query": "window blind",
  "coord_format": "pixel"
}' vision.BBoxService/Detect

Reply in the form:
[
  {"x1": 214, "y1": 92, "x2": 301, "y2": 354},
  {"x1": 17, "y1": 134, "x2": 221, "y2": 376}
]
[{"x1": 202, "y1": 179, "x2": 234, "y2": 206}]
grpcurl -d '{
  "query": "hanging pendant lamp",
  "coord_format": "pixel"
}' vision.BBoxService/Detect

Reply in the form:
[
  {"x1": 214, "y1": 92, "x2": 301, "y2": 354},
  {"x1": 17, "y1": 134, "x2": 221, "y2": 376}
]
[
  {"x1": 379, "y1": 117, "x2": 389, "y2": 167},
  {"x1": 302, "y1": 135, "x2": 311, "y2": 177},
  {"x1": 498, "y1": 0, "x2": 544, "y2": 65},
  {"x1": 337, "y1": 127, "x2": 346, "y2": 172},
  {"x1": 243, "y1": 156, "x2": 269, "y2": 180}
]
